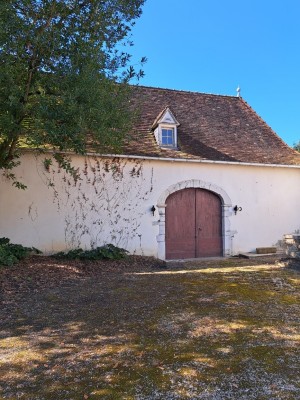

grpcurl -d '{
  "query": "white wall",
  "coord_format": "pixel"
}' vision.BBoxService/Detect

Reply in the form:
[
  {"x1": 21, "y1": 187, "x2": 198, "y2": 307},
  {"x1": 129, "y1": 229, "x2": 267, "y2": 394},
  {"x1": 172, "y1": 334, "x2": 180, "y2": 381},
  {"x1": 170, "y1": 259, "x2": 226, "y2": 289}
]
[{"x1": 1, "y1": 152, "x2": 300, "y2": 258}]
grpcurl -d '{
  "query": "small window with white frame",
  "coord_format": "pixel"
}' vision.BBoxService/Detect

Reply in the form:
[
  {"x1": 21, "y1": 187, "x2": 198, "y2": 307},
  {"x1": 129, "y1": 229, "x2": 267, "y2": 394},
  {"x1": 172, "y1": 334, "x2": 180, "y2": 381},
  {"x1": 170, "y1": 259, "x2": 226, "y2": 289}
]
[
  {"x1": 152, "y1": 107, "x2": 180, "y2": 149},
  {"x1": 161, "y1": 127, "x2": 175, "y2": 146}
]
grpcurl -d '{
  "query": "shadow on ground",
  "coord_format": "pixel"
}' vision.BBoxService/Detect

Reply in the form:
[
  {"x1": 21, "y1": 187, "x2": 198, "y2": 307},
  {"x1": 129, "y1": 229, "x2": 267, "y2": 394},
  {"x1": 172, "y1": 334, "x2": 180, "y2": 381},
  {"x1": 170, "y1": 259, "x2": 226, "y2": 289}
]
[{"x1": 0, "y1": 256, "x2": 300, "y2": 399}]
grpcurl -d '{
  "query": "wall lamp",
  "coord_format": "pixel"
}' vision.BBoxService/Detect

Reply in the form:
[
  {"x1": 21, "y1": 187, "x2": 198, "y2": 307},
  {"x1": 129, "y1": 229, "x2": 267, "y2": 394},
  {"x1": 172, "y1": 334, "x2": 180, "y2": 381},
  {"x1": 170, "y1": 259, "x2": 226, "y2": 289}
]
[
  {"x1": 151, "y1": 205, "x2": 156, "y2": 216},
  {"x1": 233, "y1": 205, "x2": 242, "y2": 215}
]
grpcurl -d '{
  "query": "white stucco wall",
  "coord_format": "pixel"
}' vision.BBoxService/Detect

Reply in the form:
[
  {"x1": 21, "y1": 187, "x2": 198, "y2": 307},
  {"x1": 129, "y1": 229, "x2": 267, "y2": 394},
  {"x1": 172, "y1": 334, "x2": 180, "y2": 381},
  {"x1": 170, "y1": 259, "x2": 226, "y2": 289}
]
[{"x1": 1, "y1": 152, "x2": 300, "y2": 259}]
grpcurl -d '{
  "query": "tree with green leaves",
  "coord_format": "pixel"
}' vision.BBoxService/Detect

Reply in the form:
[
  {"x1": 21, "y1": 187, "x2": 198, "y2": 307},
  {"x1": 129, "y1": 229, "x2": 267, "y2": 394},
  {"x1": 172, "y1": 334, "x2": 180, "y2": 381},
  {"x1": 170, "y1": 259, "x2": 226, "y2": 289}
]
[{"x1": 0, "y1": 0, "x2": 146, "y2": 187}]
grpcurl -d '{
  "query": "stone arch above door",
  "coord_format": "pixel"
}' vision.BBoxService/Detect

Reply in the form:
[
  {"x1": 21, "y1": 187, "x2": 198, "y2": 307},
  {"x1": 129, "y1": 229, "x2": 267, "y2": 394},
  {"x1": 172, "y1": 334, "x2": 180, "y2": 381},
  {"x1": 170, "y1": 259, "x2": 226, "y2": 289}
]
[{"x1": 156, "y1": 179, "x2": 233, "y2": 260}]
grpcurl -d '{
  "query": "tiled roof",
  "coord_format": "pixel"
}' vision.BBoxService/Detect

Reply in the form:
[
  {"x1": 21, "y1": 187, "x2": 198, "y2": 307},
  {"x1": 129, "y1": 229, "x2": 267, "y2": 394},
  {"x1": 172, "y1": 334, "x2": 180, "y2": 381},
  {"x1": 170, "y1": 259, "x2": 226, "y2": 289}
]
[{"x1": 123, "y1": 85, "x2": 300, "y2": 165}]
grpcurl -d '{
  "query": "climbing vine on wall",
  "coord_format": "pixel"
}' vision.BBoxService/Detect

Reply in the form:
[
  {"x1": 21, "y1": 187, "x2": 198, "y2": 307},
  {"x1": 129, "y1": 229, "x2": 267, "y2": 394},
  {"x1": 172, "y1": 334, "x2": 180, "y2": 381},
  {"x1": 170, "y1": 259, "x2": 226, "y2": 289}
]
[{"x1": 39, "y1": 154, "x2": 154, "y2": 251}]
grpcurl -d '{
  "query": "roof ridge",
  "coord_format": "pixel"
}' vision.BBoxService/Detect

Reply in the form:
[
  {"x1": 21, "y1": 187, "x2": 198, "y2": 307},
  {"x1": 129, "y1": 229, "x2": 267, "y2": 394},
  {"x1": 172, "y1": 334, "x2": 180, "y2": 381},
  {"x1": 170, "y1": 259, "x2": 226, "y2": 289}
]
[{"x1": 133, "y1": 84, "x2": 238, "y2": 99}]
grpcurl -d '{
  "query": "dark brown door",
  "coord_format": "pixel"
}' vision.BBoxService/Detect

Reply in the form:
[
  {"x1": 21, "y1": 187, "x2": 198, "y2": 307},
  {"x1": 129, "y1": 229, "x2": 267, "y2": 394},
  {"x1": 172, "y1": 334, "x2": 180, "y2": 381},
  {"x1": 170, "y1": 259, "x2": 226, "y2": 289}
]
[
  {"x1": 195, "y1": 189, "x2": 222, "y2": 257},
  {"x1": 165, "y1": 188, "x2": 196, "y2": 259},
  {"x1": 165, "y1": 188, "x2": 222, "y2": 259}
]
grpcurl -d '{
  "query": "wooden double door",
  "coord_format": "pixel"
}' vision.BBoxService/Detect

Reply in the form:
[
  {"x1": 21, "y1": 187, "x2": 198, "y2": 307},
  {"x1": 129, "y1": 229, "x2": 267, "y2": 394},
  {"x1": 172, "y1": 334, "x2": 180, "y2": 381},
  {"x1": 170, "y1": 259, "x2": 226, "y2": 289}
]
[{"x1": 165, "y1": 188, "x2": 223, "y2": 259}]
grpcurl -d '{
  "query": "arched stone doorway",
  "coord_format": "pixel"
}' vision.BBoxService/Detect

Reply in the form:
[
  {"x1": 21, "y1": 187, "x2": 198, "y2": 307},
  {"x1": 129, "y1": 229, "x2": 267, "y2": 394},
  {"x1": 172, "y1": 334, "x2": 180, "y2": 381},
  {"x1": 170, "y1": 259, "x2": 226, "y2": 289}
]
[
  {"x1": 165, "y1": 188, "x2": 223, "y2": 259},
  {"x1": 156, "y1": 180, "x2": 233, "y2": 260}
]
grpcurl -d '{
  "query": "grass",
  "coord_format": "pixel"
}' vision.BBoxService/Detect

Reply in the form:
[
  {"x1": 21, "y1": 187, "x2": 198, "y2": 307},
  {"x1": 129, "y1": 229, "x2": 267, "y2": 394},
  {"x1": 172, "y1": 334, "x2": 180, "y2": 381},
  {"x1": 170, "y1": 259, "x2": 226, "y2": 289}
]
[{"x1": 0, "y1": 256, "x2": 300, "y2": 399}]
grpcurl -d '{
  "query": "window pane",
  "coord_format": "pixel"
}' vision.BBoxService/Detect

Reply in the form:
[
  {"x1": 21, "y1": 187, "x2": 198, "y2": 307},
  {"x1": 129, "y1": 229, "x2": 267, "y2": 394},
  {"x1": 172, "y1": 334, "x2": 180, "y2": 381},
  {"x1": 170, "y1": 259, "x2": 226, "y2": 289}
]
[{"x1": 161, "y1": 128, "x2": 174, "y2": 146}]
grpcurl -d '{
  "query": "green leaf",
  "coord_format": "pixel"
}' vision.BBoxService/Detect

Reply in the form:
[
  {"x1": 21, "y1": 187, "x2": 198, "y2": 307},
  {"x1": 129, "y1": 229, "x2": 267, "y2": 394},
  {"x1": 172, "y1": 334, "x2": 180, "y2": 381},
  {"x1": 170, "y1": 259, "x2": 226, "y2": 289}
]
[{"x1": 0, "y1": 0, "x2": 146, "y2": 184}]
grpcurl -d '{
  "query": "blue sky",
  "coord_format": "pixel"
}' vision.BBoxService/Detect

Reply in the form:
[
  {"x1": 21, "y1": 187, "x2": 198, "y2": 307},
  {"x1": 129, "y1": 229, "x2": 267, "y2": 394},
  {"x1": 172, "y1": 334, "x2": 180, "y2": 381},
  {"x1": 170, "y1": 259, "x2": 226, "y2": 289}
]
[{"x1": 129, "y1": 0, "x2": 300, "y2": 147}]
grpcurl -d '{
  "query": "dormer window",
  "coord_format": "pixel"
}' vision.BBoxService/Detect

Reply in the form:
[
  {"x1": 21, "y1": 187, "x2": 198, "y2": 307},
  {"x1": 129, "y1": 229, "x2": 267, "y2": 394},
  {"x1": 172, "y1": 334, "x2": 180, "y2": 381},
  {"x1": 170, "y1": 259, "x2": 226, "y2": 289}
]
[{"x1": 152, "y1": 107, "x2": 180, "y2": 149}]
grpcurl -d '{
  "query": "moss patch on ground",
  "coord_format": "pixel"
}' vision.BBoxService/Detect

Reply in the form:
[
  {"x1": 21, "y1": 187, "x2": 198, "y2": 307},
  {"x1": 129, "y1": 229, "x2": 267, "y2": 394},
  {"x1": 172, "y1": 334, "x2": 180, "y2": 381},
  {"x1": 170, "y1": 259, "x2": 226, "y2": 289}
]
[{"x1": 0, "y1": 256, "x2": 299, "y2": 399}]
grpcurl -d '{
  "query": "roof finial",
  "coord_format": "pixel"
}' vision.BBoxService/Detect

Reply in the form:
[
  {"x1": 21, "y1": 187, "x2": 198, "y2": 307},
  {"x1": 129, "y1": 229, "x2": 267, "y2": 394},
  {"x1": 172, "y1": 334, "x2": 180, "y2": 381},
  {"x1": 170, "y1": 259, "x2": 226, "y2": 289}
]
[{"x1": 236, "y1": 85, "x2": 241, "y2": 98}]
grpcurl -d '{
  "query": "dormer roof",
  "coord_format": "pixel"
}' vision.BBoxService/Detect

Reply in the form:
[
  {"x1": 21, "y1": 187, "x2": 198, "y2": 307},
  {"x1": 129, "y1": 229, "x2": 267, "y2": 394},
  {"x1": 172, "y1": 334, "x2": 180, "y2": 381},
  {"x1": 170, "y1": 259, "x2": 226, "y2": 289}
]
[{"x1": 152, "y1": 107, "x2": 180, "y2": 130}]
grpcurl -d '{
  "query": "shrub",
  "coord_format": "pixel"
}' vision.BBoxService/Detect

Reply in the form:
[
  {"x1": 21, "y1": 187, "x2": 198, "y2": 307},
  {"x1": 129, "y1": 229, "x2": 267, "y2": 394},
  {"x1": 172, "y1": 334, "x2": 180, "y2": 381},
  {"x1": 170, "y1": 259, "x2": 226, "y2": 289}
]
[
  {"x1": 0, "y1": 238, "x2": 41, "y2": 267},
  {"x1": 54, "y1": 244, "x2": 128, "y2": 260}
]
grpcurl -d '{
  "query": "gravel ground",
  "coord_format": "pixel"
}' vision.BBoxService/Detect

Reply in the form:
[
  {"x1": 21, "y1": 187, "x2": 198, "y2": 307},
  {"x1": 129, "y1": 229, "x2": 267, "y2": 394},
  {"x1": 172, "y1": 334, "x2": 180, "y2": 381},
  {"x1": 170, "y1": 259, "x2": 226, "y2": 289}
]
[{"x1": 0, "y1": 255, "x2": 299, "y2": 399}]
